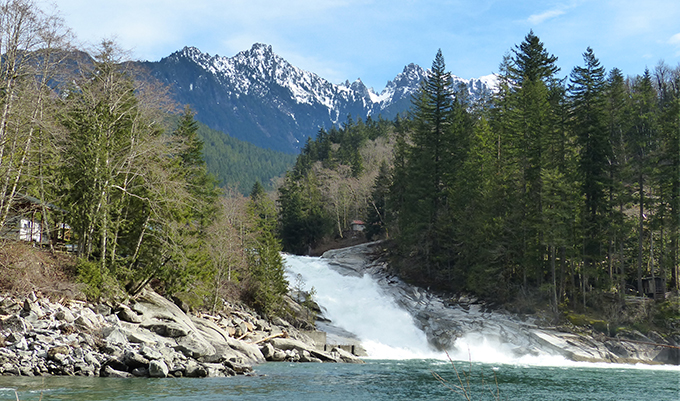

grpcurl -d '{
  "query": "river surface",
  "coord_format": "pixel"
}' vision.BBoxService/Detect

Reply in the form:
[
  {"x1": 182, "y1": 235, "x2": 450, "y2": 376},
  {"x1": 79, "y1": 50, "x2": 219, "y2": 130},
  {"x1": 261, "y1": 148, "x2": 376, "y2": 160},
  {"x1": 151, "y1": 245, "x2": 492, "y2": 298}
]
[
  {"x1": 2, "y1": 254, "x2": 678, "y2": 400},
  {"x1": 1, "y1": 360, "x2": 678, "y2": 400}
]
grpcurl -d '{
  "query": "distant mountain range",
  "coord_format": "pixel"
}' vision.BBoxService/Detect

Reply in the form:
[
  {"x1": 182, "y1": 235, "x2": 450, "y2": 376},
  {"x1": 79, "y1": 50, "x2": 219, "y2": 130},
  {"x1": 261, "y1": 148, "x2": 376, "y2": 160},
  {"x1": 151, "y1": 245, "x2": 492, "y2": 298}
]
[{"x1": 139, "y1": 44, "x2": 496, "y2": 154}]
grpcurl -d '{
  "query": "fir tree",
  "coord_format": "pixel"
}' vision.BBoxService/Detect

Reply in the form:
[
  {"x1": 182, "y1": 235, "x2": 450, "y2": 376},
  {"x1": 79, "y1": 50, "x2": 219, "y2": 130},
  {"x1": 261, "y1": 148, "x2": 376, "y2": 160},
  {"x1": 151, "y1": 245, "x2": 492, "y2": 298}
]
[{"x1": 569, "y1": 47, "x2": 610, "y2": 301}]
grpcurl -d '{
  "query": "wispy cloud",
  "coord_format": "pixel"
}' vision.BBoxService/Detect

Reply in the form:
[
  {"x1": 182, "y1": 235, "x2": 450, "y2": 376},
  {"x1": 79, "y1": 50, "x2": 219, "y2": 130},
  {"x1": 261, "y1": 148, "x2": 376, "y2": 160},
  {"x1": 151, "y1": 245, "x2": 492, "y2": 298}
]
[
  {"x1": 670, "y1": 33, "x2": 680, "y2": 46},
  {"x1": 527, "y1": 9, "x2": 565, "y2": 25}
]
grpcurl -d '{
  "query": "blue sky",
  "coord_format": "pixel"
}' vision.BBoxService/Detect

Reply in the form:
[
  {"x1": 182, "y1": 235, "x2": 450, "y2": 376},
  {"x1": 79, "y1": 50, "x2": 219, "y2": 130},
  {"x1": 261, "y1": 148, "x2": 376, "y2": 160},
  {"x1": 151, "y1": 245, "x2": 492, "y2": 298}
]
[{"x1": 54, "y1": 0, "x2": 680, "y2": 91}]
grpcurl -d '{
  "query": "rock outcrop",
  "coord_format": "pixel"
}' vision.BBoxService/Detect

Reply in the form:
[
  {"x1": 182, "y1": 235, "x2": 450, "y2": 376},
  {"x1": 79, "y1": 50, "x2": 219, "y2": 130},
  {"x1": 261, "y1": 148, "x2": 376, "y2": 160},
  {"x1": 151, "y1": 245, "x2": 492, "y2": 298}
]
[
  {"x1": 0, "y1": 286, "x2": 362, "y2": 378},
  {"x1": 322, "y1": 241, "x2": 680, "y2": 366}
]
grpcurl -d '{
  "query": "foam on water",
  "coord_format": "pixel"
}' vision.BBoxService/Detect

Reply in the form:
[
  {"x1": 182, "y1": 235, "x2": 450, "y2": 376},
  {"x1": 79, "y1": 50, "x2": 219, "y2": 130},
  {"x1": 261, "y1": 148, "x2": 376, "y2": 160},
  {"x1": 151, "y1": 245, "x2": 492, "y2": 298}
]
[
  {"x1": 284, "y1": 254, "x2": 441, "y2": 359},
  {"x1": 284, "y1": 254, "x2": 680, "y2": 371}
]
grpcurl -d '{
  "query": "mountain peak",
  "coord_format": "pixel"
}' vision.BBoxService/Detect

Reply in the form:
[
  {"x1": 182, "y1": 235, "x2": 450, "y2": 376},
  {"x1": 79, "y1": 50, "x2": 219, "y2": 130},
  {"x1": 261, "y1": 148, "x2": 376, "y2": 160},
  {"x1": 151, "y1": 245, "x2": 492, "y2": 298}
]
[
  {"x1": 145, "y1": 43, "x2": 493, "y2": 153},
  {"x1": 250, "y1": 43, "x2": 273, "y2": 54}
]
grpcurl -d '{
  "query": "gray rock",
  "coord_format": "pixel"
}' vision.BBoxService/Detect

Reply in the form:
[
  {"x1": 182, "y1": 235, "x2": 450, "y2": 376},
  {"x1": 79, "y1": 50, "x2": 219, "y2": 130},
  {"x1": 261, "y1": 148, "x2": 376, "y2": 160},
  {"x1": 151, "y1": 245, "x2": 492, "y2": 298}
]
[
  {"x1": 123, "y1": 351, "x2": 149, "y2": 368},
  {"x1": 285, "y1": 349, "x2": 300, "y2": 362},
  {"x1": 95, "y1": 304, "x2": 112, "y2": 316},
  {"x1": 12, "y1": 337, "x2": 29, "y2": 351},
  {"x1": 22, "y1": 299, "x2": 45, "y2": 319},
  {"x1": 103, "y1": 365, "x2": 132, "y2": 378},
  {"x1": 2, "y1": 315, "x2": 31, "y2": 332},
  {"x1": 6, "y1": 332, "x2": 23, "y2": 343},
  {"x1": 103, "y1": 327, "x2": 129, "y2": 347},
  {"x1": 271, "y1": 349, "x2": 287, "y2": 361},
  {"x1": 189, "y1": 316, "x2": 264, "y2": 363},
  {"x1": 131, "y1": 367, "x2": 149, "y2": 377},
  {"x1": 139, "y1": 344, "x2": 163, "y2": 360},
  {"x1": 140, "y1": 319, "x2": 190, "y2": 338},
  {"x1": 74, "y1": 363, "x2": 96, "y2": 376},
  {"x1": 148, "y1": 359, "x2": 169, "y2": 378},
  {"x1": 174, "y1": 334, "x2": 216, "y2": 359},
  {"x1": 74, "y1": 315, "x2": 98, "y2": 331},
  {"x1": 2, "y1": 363, "x2": 20, "y2": 375},
  {"x1": 225, "y1": 360, "x2": 253, "y2": 374},
  {"x1": 299, "y1": 350, "x2": 321, "y2": 363},
  {"x1": 330, "y1": 346, "x2": 365, "y2": 364},
  {"x1": 47, "y1": 346, "x2": 70, "y2": 361},
  {"x1": 185, "y1": 361, "x2": 208, "y2": 377},
  {"x1": 260, "y1": 342, "x2": 275, "y2": 360},
  {"x1": 118, "y1": 305, "x2": 142, "y2": 323},
  {"x1": 104, "y1": 353, "x2": 128, "y2": 373},
  {"x1": 55, "y1": 308, "x2": 75, "y2": 323}
]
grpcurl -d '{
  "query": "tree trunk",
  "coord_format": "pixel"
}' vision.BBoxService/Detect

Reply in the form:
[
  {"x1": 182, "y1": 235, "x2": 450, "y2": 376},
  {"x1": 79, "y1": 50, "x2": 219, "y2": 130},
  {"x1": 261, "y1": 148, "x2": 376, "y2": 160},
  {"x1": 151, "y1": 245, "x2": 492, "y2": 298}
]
[{"x1": 638, "y1": 173, "x2": 644, "y2": 296}]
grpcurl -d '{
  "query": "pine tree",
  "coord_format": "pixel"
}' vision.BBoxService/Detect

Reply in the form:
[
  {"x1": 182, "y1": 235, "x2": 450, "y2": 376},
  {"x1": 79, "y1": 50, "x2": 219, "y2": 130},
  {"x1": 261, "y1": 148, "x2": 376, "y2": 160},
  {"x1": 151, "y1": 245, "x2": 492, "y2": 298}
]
[
  {"x1": 365, "y1": 160, "x2": 391, "y2": 240},
  {"x1": 246, "y1": 181, "x2": 288, "y2": 315},
  {"x1": 504, "y1": 31, "x2": 562, "y2": 290},
  {"x1": 398, "y1": 49, "x2": 456, "y2": 278},
  {"x1": 604, "y1": 67, "x2": 632, "y2": 298},
  {"x1": 569, "y1": 47, "x2": 610, "y2": 302},
  {"x1": 628, "y1": 70, "x2": 659, "y2": 295}
]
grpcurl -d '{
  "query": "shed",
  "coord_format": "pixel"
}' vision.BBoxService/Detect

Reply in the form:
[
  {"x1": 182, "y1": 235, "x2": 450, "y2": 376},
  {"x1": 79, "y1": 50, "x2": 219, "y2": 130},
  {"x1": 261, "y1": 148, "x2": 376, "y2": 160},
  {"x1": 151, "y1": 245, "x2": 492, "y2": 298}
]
[
  {"x1": 0, "y1": 194, "x2": 64, "y2": 245},
  {"x1": 641, "y1": 277, "x2": 665, "y2": 300},
  {"x1": 350, "y1": 220, "x2": 365, "y2": 232}
]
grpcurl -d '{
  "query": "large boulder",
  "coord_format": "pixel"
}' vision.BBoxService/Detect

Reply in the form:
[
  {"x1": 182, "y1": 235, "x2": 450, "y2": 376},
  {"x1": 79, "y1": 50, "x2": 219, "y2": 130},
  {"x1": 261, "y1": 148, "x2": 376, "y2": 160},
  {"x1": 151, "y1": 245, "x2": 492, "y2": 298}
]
[
  {"x1": 148, "y1": 359, "x2": 169, "y2": 378},
  {"x1": 190, "y1": 317, "x2": 264, "y2": 364},
  {"x1": 133, "y1": 290, "x2": 197, "y2": 336}
]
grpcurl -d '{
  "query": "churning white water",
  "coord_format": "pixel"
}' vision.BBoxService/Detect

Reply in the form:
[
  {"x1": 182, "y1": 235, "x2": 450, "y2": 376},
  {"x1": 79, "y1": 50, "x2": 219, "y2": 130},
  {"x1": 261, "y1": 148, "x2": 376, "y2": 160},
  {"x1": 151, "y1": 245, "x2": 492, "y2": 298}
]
[
  {"x1": 283, "y1": 253, "x2": 680, "y2": 372},
  {"x1": 284, "y1": 254, "x2": 442, "y2": 359}
]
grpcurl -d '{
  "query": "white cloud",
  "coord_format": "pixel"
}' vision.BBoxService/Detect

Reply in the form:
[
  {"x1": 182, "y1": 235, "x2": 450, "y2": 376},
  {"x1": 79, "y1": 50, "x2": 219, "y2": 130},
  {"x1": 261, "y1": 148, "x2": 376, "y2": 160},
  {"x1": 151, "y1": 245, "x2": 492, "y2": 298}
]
[
  {"x1": 670, "y1": 33, "x2": 680, "y2": 46},
  {"x1": 527, "y1": 9, "x2": 565, "y2": 25}
]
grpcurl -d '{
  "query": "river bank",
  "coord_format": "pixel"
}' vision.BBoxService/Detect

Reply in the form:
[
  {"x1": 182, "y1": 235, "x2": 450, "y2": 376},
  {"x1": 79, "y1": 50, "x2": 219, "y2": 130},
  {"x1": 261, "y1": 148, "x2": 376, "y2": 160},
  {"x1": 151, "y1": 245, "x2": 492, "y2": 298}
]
[{"x1": 0, "y1": 286, "x2": 362, "y2": 379}]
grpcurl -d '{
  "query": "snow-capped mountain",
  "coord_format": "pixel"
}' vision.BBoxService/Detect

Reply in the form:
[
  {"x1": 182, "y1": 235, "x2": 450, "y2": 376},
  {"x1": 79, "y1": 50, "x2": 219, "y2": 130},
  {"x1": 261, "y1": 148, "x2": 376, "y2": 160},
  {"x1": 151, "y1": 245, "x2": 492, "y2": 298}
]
[{"x1": 140, "y1": 44, "x2": 494, "y2": 153}]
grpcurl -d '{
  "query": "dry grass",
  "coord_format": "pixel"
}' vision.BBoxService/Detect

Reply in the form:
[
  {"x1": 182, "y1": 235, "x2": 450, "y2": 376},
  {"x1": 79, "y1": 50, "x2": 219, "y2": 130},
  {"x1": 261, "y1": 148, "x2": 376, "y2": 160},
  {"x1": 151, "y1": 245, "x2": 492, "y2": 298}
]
[
  {"x1": 432, "y1": 351, "x2": 501, "y2": 401},
  {"x1": 0, "y1": 240, "x2": 82, "y2": 300}
]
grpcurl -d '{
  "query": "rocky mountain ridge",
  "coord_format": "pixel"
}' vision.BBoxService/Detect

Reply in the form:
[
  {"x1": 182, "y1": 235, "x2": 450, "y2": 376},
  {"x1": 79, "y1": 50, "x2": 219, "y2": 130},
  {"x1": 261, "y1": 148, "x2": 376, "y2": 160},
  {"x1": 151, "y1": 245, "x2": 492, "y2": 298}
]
[{"x1": 140, "y1": 44, "x2": 496, "y2": 153}]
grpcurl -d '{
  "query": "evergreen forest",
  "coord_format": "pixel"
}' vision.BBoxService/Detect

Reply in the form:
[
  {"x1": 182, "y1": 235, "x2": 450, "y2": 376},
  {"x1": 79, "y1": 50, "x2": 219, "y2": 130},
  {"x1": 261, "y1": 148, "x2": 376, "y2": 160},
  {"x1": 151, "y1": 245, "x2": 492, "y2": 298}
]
[{"x1": 278, "y1": 31, "x2": 680, "y2": 320}]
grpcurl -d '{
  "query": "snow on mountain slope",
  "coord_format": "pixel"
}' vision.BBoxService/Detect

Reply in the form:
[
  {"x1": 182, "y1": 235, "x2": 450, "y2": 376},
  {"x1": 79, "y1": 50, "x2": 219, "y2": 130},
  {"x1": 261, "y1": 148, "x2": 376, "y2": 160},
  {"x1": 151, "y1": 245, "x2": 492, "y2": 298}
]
[{"x1": 144, "y1": 44, "x2": 495, "y2": 153}]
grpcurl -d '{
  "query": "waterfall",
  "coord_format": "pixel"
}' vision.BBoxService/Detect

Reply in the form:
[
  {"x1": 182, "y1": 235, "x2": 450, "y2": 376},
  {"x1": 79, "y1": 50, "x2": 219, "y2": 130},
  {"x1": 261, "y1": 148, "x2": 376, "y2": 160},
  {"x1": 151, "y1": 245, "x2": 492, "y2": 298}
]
[
  {"x1": 284, "y1": 251, "x2": 680, "y2": 368},
  {"x1": 284, "y1": 254, "x2": 441, "y2": 359}
]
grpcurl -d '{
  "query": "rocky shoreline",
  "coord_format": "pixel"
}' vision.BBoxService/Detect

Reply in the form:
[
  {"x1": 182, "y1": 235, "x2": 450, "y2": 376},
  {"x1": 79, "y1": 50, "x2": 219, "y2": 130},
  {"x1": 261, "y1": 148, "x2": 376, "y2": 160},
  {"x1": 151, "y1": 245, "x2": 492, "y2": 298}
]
[
  {"x1": 0, "y1": 287, "x2": 362, "y2": 378},
  {"x1": 321, "y1": 241, "x2": 680, "y2": 366}
]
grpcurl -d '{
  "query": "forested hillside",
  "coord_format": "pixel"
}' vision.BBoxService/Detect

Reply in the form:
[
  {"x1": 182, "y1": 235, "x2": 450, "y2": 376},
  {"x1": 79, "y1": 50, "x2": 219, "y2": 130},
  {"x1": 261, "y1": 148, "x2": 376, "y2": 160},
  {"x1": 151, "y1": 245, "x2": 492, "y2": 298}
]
[
  {"x1": 171, "y1": 116, "x2": 296, "y2": 193},
  {"x1": 0, "y1": 0, "x2": 288, "y2": 316},
  {"x1": 277, "y1": 116, "x2": 394, "y2": 254},
  {"x1": 280, "y1": 31, "x2": 679, "y2": 323}
]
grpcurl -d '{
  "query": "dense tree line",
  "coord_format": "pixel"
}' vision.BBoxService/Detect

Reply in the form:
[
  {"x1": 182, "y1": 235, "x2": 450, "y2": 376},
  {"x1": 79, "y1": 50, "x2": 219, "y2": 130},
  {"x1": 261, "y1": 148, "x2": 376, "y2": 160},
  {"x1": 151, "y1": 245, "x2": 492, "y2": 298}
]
[
  {"x1": 277, "y1": 116, "x2": 393, "y2": 253},
  {"x1": 192, "y1": 119, "x2": 296, "y2": 194},
  {"x1": 383, "y1": 31, "x2": 679, "y2": 313},
  {"x1": 279, "y1": 31, "x2": 679, "y2": 318},
  {"x1": 0, "y1": 0, "x2": 287, "y2": 315}
]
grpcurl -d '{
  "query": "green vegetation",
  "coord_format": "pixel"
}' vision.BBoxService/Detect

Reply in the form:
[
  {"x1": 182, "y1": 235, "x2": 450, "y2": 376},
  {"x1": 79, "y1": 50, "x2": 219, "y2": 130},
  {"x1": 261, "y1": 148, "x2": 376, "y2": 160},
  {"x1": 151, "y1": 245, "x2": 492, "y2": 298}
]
[
  {"x1": 393, "y1": 33, "x2": 678, "y2": 321},
  {"x1": 387, "y1": 32, "x2": 679, "y2": 318},
  {"x1": 277, "y1": 116, "x2": 394, "y2": 253},
  {"x1": 243, "y1": 182, "x2": 288, "y2": 315},
  {"x1": 0, "y1": 0, "x2": 288, "y2": 317},
  {"x1": 279, "y1": 31, "x2": 680, "y2": 330},
  {"x1": 0, "y1": 1, "x2": 676, "y2": 332},
  {"x1": 194, "y1": 119, "x2": 296, "y2": 194}
]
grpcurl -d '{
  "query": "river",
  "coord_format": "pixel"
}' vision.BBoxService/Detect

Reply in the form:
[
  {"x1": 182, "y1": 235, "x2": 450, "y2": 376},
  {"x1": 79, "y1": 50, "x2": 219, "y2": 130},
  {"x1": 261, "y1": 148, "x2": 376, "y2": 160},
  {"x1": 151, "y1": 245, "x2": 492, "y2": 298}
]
[{"x1": 1, "y1": 254, "x2": 678, "y2": 400}]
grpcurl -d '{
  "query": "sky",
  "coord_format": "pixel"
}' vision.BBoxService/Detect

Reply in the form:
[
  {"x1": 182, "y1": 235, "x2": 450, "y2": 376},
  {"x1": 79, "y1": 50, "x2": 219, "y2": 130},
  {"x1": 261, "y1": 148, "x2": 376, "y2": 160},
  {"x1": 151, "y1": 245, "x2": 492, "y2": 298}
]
[{"x1": 51, "y1": 0, "x2": 680, "y2": 91}]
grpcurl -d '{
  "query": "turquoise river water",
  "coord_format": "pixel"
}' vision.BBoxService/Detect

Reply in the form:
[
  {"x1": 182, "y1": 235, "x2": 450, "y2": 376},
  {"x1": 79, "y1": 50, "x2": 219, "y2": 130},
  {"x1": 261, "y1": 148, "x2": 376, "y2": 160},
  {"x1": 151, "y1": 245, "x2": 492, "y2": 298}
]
[
  {"x1": 2, "y1": 254, "x2": 677, "y2": 400},
  {"x1": 0, "y1": 359, "x2": 678, "y2": 400}
]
